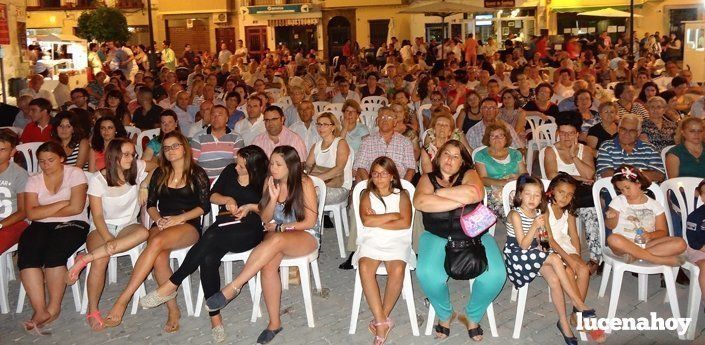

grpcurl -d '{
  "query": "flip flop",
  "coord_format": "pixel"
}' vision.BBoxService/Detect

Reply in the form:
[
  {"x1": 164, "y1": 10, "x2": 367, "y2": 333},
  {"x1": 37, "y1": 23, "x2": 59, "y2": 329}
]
[{"x1": 86, "y1": 310, "x2": 105, "y2": 332}]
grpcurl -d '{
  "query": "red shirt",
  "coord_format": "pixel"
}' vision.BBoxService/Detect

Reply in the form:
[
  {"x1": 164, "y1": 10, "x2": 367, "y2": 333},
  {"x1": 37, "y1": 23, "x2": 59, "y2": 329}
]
[{"x1": 20, "y1": 122, "x2": 53, "y2": 143}]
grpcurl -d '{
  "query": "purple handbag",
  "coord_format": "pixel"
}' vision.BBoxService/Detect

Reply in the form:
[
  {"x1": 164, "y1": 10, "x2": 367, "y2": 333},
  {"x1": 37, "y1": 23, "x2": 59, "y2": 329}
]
[{"x1": 459, "y1": 203, "x2": 497, "y2": 238}]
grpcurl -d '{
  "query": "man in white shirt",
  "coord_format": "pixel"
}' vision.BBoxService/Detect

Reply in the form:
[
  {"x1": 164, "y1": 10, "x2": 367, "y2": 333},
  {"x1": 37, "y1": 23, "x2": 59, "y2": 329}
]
[
  {"x1": 188, "y1": 100, "x2": 214, "y2": 137},
  {"x1": 20, "y1": 74, "x2": 55, "y2": 108},
  {"x1": 289, "y1": 100, "x2": 320, "y2": 150},
  {"x1": 553, "y1": 68, "x2": 575, "y2": 102},
  {"x1": 234, "y1": 39, "x2": 248, "y2": 64},
  {"x1": 218, "y1": 43, "x2": 232, "y2": 67},
  {"x1": 331, "y1": 76, "x2": 361, "y2": 104},
  {"x1": 172, "y1": 91, "x2": 197, "y2": 134},
  {"x1": 158, "y1": 83, "x2": 183, "y2": 109},
  {"x1": 232, "y1": 96, "x2": 266, "y2": 145},
  {"x1": 53, "y1": 72, "x2": 71, "y2": 108}
]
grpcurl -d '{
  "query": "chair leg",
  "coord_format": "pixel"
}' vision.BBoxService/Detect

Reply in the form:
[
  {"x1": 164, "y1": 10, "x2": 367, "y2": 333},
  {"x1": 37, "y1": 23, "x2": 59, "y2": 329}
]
[
  {"x1": 67, "y1": 255, "x2": 82, "y2": 312},
  {"x1": 334, "y1": 208, "x2": 346, "y2": 258},
  {"x1": 299, "y1": 263, "x2": 315, "y2": 328},
  {"x1": 342, "y1": 205, "x2": 350, "y2": 237},
  {"x1": 512, "y1": 285, "x2": 529, "y2": 339},
  {"x1": 251, "y1": 272, "x2": 262, "y2": 323},
  {"x1": 108, "y1": 256, "x2": 117, "y2": 284},
  {"x1": 281, "y1": 266, "x2": 289, "y2": 290},
  {"x1": 310, "y1": 259, "x2": 322, "y2": 292},
  {"x1": 0, "y1": 253, "x2": 8, "y2": 314},
  {"x1": 486, "y1": 302, "x2": 498, "y2": 337},
  {"x1": 6, "y1": 254, "x2": 15, "y2": 281},
  {"x1": 425, "y1": 304, "x2": 436, "y2": 336},
  {"x1": 195, "y1": 283, "x2": 204, "y2": 318},
  {"x1": 605, "y1": 267, "x2": 624, "y2": 334},
  {"x1": 224, "y1": 261, "x2": 233, "y2": 284},
  {"x1": 80, "y1": 263, "x2": 91, "y2": 314},
  {"x1": 510, "y1": 286, "x2": 518, "y2": 302},
  {"x1": 686, "y1": 269, "x2": 701, "y2": 340},
  {"x1": 16, "y1": 282, "x2": 25, "y2": 313},
  {"x1": 637, "y1": 273, "x2": 648, "y2": 302},
  {"x1": 130, "y1": 252, "x2": 144, "y2": 315},
  {"x1": 598, "y1": 263, "x2": 613, "y2": 298},
  {"x1": 526, "y1": 148, "x2": 535, "y2": 174},
  {"x1": 175, "y1": 257, "x2": 194, "y2": 317},
  {"x1": 403, "y1": 268, "x2": 419, "y2": 336},
  {"x1": 348, "y1": 269, "x2": 363, "y2": 334},
  {"x1": 662, "y1": 267, "x2": 683, "y2": 339}
]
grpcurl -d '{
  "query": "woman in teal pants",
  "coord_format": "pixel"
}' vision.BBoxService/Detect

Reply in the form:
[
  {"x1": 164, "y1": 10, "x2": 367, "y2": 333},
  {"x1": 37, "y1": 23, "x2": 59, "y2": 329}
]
[{"x1": 413, "y1": 140, "x2": 506, "y2": 341}]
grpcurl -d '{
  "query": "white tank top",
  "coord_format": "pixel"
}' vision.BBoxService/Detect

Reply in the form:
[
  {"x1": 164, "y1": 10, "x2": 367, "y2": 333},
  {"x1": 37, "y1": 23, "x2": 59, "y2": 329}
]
[
  {"x1": 313, "y1": 137, "x2": 352, "y2": 190},
  {"x1": 550, "y1": 144, "x2": 583, "y2": 176},
  {"x1": 548, "y1": 204, "x2": 578, "y2": 255}
]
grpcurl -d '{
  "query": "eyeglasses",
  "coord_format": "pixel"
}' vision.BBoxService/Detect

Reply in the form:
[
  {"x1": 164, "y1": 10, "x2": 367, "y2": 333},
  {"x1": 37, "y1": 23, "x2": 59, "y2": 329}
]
[
  {"x1": 315, "y1": 122, "x2": 333, "y2": 127},
  {"x1": 162, "y1": 143, "x2": 183, "y2": 152},
  {"x1": 371, "y1": 171, "x2": 391, "y2": 178},
  {"x1": 379, "y1": 115, "x2": 396, "y2": 121},
  {"x1": 558, "y1": 131, "x2": 577, "y2": 137},
  {"x1": 490, "y1": 134, "x2": 506, "y2": 139}
]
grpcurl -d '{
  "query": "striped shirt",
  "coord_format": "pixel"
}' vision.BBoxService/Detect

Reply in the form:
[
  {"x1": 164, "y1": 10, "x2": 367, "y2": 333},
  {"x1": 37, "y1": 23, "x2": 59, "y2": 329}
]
[
  {"x1": 191, "y1": 127, "x2": 244, "y2": 180},
  {"x1": 506, "y1": 207, "x2": 538, "y2": 238},
  {"x1": 596, "y1": 138, "x2": 665, "y2": 177}
]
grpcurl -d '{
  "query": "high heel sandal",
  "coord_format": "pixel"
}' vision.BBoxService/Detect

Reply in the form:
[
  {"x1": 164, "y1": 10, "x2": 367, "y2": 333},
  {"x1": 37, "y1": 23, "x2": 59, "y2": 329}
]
[
  {"x1": 66, "y1": 253, "x2": 91, "y2": 285},
  {"x1": 372, "y1": 317, "x2": 394, "y2": 345},
  {"x1": 433, "y1": 312, "x2": 457, "y2": 339},
  {"x1": 556, "y1": 320, "x2": 577, "y2": 345},
  {"x1": 459, "y1": 314, "x2": 483, "y2": 342}
]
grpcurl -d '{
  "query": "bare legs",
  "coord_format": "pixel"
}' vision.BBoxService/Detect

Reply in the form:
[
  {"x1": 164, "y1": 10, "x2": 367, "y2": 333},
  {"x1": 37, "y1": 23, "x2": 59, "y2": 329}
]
[
  {"x1": 20, "y1": 266, "x2": 67, "y2": 329},
  {"x1": 608, "y1": 234, "x2": 687, "y2": 266},
  {"x1": 563, "y1": 254, "x2": 591, "y2": 301},
  {"x1": 358, "y1": 257, "x2": 405, "y2": 340},
  {"x1": 540, "y1": 253, "x2": 592, "y2": 338},
  {"x1": 103, "y1": 224, "x2": 198, "y2": 331}
]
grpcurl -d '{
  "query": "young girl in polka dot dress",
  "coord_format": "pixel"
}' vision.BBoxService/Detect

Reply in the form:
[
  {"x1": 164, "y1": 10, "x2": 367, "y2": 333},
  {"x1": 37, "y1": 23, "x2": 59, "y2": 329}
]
[{"x1": 504, "y1": 174, "x2": 599, "y2": 345}]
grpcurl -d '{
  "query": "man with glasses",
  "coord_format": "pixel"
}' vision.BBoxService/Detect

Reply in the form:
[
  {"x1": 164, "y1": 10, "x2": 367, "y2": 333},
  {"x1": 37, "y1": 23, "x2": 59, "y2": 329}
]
[
  {"x1": 252, "y1": 105, "x2": 307, "y2": 160},
  {"x1": 191, "y1": 105, "x2": 244, "y2": 181},
  {"x1": 596, "y1": 113, "x2": 665, "y2": 182},
  {"x1": 68, "y1": 88, "x2": 93, "y2": 112},
  {"x1": 464, "y1": 98, "x2": 525, "y2": 150}
]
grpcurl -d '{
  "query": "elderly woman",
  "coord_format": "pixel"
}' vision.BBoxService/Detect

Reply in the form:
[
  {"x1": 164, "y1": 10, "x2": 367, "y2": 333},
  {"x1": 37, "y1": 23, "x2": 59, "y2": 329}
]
[
  {"x1": 523, "y1": 82, "x2": 559, "y2": 122},
  {"x1": 474, "y1": 123, "x2": 527, "y2": 221},
  {"x1": 666, "y1": 117, "x2": 705, "y2": 178},
  {"x1": 586, "y1": 102, "x2": 619, "y2": 151},
  {"x1": 640, "y1": 96, "x2": 677, "y2": 152},
  {"x1": 420, "y1": 109, "x2": 472, "y2": 174},
  {"x1": 573, "y1": 90, "x2": 600, "y2": 142},
  {"x1": 414, "y1": 140, "x2": 506, "y2": 341},
  {"x1": 339, "y1": 99, "x2": 370, "y2": 154},
  {"x1": 305, "y1": 112, "x2": 352, "y2": 204}
]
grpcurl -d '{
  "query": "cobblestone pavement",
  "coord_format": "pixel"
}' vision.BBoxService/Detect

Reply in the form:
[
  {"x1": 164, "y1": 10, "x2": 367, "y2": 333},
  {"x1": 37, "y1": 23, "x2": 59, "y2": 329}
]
[{"x1": 1, "y1": 221, "x2": 703, "y2": 345}]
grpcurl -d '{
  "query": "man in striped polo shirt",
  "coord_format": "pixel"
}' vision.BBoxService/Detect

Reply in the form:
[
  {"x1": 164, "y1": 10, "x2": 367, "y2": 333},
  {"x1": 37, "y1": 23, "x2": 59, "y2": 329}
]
[
  {"x1": 191, "y1": 104, "x2": 244, "y2": 181},
  {"x1": 596, "y1": 113, "x2": 665, "y2": 183}
]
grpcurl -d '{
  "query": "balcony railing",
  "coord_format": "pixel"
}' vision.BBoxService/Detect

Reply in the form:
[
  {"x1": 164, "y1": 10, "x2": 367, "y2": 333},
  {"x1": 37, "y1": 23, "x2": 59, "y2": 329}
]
[
  {"x1": 27, "y1": 0, "x2": 143, "y2": 11},
  {"x1": 243, "y1": 0, "x2": 310, "y2": 6}
]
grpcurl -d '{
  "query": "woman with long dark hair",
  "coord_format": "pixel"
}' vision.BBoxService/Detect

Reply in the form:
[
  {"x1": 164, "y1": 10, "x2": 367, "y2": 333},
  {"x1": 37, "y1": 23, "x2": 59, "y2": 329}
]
[
  {"x1": 103, "y1": 132, "x2": 210, "y2": 333},
  {"x1": 141, "y1": 110, "x2": 181, "y2": 163},
  {"x1": 51, "y1": 111, "x2": 89, "y2": 169},
  {"x1": 205, "y1": 146, "x2": 319, "y2": 344},
  {"x1": 139, "y1": 146, "x2": 269, "y2": 343},
  {"x1": 89, "y1": 117, "x2": 127, "y2": 172},
  {"x1": 105, "y1": 89, "x2": 131, "y2": 126}
]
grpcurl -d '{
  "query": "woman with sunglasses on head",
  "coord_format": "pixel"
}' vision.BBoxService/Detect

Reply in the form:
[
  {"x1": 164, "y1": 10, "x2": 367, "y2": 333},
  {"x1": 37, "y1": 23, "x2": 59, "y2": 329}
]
[
  {"x1": 205, "y1": 146, "x2": 319, "y2": 345},
  {"x1": 305, "y1": 112, "x2": 352, "y2": 205},
  {"x1": 103, "y1": 132, "x2": 210, "y2": 333},
  {"x1": 65, "y1": 138, "x2": 156, "y2": 331}
]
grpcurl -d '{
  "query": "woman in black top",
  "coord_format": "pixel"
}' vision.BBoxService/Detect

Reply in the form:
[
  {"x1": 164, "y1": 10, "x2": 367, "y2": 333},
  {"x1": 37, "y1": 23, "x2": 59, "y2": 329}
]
[
  {"x1": 413, "y1": 140, "x2": 506, "y2": 341},
  {"x1": 359, "y1": 72, "x2": 385, "y2": 98},
  {"x1": 586, "y1": 102, "x2": 619, "y2": 151},
  {"x1": 104, "y1": 132, "x2": 210, "y2": 332},
  {"x1": 523, "y1": 82, "x2": 560, "y2": 121},
  {"x1": 140, "y1": 146, "x2": 268, "y2": 342},
  {"x1": 456, "y1": 90, "x2": 482, "y2": 134}
]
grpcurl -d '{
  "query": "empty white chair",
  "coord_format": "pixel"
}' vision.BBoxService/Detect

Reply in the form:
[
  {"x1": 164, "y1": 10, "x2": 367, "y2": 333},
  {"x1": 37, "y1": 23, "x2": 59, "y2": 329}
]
[
  {"x1": 15, "y1": 142, "x2": 42, "y2": 173},
  {"x1": 313, "y1": 101, "x2": 330, "y2": 114},
  {"x1": 124, "y1": 126, "x2": 142, "y2": 142},
  {"x1": 361, "y1": 96, "x2": 388, "y2": 106},
  {"x1": 525, "y1": 122, "x2": 557, "y2": 174},
  {"x1": 661, "y1": 177, "x2": 702, "y2": 340},
  {"x1": 251, "y1": 176, "x2": 326, "y2": 327},
  {"x1": 593, "y1": 178, "x2": 684, "y2": 338},
  {"x1": 538, "y1": 146, "x2": 548, "y2": 179},
  {"x1": 348, "y1": 180, "x2": 419, "y2": 336},
  {"x1": 135, "y1": 128, "x2": 160, "y2": 158}
]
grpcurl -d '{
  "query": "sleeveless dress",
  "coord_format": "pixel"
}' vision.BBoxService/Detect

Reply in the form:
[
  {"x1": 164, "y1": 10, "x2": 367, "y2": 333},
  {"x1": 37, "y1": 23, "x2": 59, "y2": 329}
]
[
  {"x1": 352, "y1": 189, "x2": 415, "y2": 267},
  {"x1": 548, "y1": 204, "x2": 578, "y2": 255},
  {"x1": 273, "y1": 202, "x2": 321, "y2": 243},
  {"x1": 503, "y1": 207, "x2": 548, "y2": 288}
]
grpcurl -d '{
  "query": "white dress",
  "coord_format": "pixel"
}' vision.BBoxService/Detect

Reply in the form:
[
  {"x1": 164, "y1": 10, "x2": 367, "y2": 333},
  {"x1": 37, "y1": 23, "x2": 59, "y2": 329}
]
[
  {"x1": 548, "y1": 204, "x2": 578, "y2": 255},
  {"x1": 87, "y1": 160, "x2": 147, "y2": 235},
  {"x1": 353, "y1": 189, "x2": 416, "y2": 267}
]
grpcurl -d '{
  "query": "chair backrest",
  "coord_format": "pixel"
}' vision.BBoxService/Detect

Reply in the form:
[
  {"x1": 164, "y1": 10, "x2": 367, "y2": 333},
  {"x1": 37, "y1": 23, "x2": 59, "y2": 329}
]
[
  {"x1": 124, "y1": 126, "x2": 142, "y2": 142},
  {"x1": 210, "y1": 176, "x2": 220, "y2": 224},
  {"x1": 501, "y1": 178, "x2": 551, "y2": 219},
  {"x1": 0, "y1": 126, "x2": 23, "y2": 136},
  {"x1": 416, "y1": 103, "x2": 432, "y2": 135},
  {"x1": 661, "y1": 145, "x2": 675, "y2": 178},
  {"x1": 351, "y1": 179, "x2": 416, "y2": 240},
  {"x1": 323, "y1": 103, "x2": 344, "y2": 113},
  {"x1": 278, "y1": 96, "x2": 293, "y2": 107},
  {"x1": 361, "y1": 103, "x2": 382, "y2": 113},
  {"x1": 360, "y1": 96, "x2": 388, "y2": 106},
  {"x1": 265, "y1": 88, "x2": 282, "y2": 100},
  {"x1": 538, "y1": 146, "x2": 548, "y2": 179},
  {"x1": 360, "y1": 111, "x2": 377, "y2": 129},
  {"x1": 136, "y1": 128, "x2": 160, "y2": 158},
  {"x1": 660, "y1": 177, "x2": 703, "y2": 246},
  {"x1": 15, "y1": 142, "x2": 43, "y2": 173},
  {"x1": 526, "y1": 115, "x2": 555, "y2": 140},
  {"x1": 592, "y1": 177, "x2": 667, "y2": 251},
  {"x1": 309, "y1": 176, "x2": 328, "y2": 229},
  {"x1": 536, "y1": 123, "x2": 557, "y2": 144},
  {"x1": 471, "y1": 145, "x2": 486, "y2": 161},
  {"x1": 313, "y1": 101, "x2": 330, "y2": 114},
  {"x1": 453, "y1": 104, "x2": 465, "y2": 121}
]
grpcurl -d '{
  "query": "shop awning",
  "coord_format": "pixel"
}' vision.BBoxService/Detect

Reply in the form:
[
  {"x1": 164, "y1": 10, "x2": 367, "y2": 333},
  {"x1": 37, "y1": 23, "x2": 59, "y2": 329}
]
[
  {"x1": 550, "y1": 0, "x2": 646, "y2": 13},
  {"x1": 268, "y1": 18, "x2": 319, "y2": 26}
]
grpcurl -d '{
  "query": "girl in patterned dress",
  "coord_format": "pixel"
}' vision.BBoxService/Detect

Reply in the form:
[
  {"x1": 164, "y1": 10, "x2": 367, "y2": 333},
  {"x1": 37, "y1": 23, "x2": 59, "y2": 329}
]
[{"x1": 504, "y1": 174, "x2": 598, "y2": 345}]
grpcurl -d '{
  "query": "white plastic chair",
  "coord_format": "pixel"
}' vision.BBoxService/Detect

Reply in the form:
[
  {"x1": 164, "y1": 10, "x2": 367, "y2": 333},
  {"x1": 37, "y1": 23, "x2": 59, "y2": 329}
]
[
  {"x1": 453, "y1": 104, "x2": 465, "y2": 122},
  {"x1": 348, "y1": 180, "x2": 419, "y2": 336},
  {"x1": 471, "y1": 145, "x2": 487, "y2": 161},
  {"x1": 525, "y1": 122, "x2": 557, "y2": 175},
  {"x1": 323, "y1": 103, "x2": 344, "y2": 113},
  {"x1": 538, "y1": 146, "x2": 548, "y2": 179},
  {"x1": 661, "y1": 145, "x2": 675, "y2": 179},
  {"x1": 323, "y1": 151, "x2": 354, "y2": 258},
  {"x1": 593, "y1": 178, "x2": 684, "y2": 338},
  {"x1": 0, "y1": 244, "x2": 18, "y2": 314},
  {"x1": 251, "y1": 176, "x2": 326, "y2": 327},
  {"x1": 416, "y1": 104, "x2": 432, "y2": 135},
  {"x1": 16, "y1": 245, "x2": 85, "y2": 313},
  {"x1": 278, "y1": 96, "x2": 293, "y2": 107},
  {"x1": 135, "y1": 128, "x2": 160, "y2": 158},
  {"x1": 660, "y1": 177, "x2": 702, "y2": 340},
  {"x1": 360, "y1": 96, "x2": 388, "y2": 106},
  {"x1": 360, "y1": 111, "x2": 377, "y2": 129},
  {"x1": 313, "y1": 101, "x2": 330, "y2": 114},
  {"x1": 15, "y1": 142, "x2": 42, "y2": 173},
  {"x1": 424, "y1": 193, "x2": 498, "y2": 338},
  {"x1": 193, "y1": 183, "x2": 261, "y2": 319},
  {"x1": 265, "y1": 88, "x2": 283, "y2": 102},
  {"x1": 361, "y1": 103, "x2": 382, "y2": 114},
  {"x1": 0, "y1": 126, "x2": 23, "y2": 136},
  {"x1": 124, "y1": 126, "x2": 142, "y2": 142}
]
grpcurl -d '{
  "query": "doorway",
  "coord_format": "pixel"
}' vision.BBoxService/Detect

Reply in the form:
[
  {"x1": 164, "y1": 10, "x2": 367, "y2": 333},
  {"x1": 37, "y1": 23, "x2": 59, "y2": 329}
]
[
  {"x1": 327, "y1": 16, "x2": 351, "y2": 63},
  {"x1": 216, "y1": 27, "x2": 237, "y2": 53},
  {"x1": 245, "y1": 26, "x2": 268, "y2": 62},
  {"x1": 369, "y1": 20, "x2": 390, "y2": 49}
]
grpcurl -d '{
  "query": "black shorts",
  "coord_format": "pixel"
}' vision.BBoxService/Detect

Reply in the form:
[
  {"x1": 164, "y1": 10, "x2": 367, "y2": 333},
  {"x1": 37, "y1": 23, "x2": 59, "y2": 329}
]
[{"x1": 17, "y1": 220, "x2": 89, "y2": 270}]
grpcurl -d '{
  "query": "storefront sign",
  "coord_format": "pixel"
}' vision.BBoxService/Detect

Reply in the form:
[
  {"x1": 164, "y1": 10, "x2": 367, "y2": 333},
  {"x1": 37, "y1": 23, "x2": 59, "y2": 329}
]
[
  {"x1": 247, "y1": 4, "x2": 310, "y2": 14},
  {"x1": 484, "y1": 0, "x2": 515, "y2": 8},
  {"x1": 0, "y1": 4, "x2": 10, "y2": 45}
]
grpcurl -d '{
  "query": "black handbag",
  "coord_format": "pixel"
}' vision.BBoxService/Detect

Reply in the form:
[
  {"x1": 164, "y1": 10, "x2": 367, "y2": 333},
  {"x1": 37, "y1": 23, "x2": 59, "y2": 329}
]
[{"x1": 444, "y1": 236, "x2": 488, "y2": 280}]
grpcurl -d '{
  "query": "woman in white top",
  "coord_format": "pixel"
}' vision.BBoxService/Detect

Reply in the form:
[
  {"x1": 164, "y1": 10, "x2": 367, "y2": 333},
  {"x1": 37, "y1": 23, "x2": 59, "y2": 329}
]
[
  {"x1": 305, "y1": 112, "x2": 352, "y2": 204},
  {"x1": 65, "y1": 138, "x2": 156, "y2": 331},
  {"x1": 353, "y1": 157, "x2": 413, "y2": 345}
]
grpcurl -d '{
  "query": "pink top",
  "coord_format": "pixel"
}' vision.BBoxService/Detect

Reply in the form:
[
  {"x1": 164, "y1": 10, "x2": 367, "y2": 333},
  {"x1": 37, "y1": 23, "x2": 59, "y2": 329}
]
[
  {"x1": 25, "y1": 165, "x2": 88, "y2": 223},
  {"x1": 252, "y1": 126, "x2": 308, "y2": 161}
]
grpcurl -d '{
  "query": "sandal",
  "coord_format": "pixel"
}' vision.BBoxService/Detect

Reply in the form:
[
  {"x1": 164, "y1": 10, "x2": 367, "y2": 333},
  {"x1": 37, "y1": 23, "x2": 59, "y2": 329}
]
[
  {"x1": 433, "y1": 312, "x2": 457, "y2": 339},
  {"x1": 86, "y1": 310, "x2": 105, "y2": 332},
  {"x1": 372, "y1": 317, "x2": 394, "y2": 345},
  {"x1": 459, "y1": 314, "x2": 483, "y2": 341},
  {"x1": 22, "y1": 320, "x2": 50, "y2": 336},
  {"x1": 66, "y1": 253, "x2": 91, "y2": 285}
]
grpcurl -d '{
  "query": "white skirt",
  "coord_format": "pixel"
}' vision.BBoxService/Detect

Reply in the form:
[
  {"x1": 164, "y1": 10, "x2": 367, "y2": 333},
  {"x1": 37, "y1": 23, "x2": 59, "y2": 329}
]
[{"x1": 352, "y1": 228, "x2": 416, "y2": 269}]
